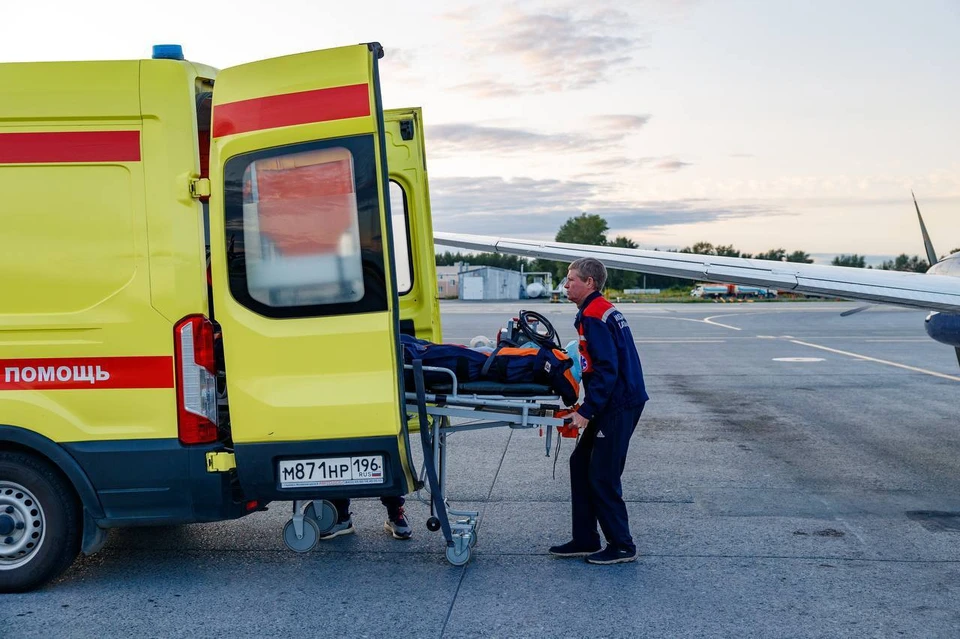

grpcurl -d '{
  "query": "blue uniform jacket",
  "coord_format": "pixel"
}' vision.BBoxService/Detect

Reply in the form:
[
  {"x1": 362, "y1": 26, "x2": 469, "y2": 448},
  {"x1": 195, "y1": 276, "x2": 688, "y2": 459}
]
[{"x1": 575, "y1": 291, "x2": 649, "y2": 420}]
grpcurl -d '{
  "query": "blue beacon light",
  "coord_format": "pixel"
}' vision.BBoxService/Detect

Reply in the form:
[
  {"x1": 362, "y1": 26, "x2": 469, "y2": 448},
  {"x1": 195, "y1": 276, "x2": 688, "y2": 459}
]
[{"x1": 152, "y1": 44, "x2": 184, "y2": 60}]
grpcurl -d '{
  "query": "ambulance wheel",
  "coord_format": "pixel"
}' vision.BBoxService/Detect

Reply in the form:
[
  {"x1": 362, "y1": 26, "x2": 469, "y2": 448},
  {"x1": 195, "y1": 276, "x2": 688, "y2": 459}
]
[
  {"x1": 282, "y1": 517, "x2": 319, "y2": 553},
  {"x1": 445, "y1": 544, "x2": 471, "y2": 567},
  {"x1": 426, "y1": 517, "x2": 441, "y2": 532},
  {"x1": 0, "y1": 452, "x2": 80, "y2": 593},
  {"x1": 304, "y1": 500, "x2": 337, "y2": 535}
]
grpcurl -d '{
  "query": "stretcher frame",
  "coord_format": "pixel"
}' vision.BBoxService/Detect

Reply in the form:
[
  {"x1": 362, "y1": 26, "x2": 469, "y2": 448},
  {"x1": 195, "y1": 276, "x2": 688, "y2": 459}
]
[{"x1": 405, "y1": 360, "x2": 565, "y2": 566}]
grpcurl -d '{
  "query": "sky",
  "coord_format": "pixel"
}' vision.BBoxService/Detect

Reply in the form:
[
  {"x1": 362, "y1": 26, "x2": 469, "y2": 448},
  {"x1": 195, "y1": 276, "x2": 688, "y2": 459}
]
[{"x1": 3, "y1": 0, "x2": 958, "y2": 263}]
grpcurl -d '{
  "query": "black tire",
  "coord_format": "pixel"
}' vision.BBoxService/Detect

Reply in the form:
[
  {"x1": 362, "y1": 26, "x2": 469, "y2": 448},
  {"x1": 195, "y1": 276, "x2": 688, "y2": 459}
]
[{"x1": 0, "y1": 451, "x2": 81, "y2": 593}]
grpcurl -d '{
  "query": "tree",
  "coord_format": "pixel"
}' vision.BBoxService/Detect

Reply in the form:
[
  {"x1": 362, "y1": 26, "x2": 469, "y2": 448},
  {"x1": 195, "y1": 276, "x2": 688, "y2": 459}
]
[
  {"x1": 435, "y1": 251, "x2": 530, "y2": 270},
  {"x1": 605, "y1": 236, "x2": 640, "y2": 291},
  {"x1": 754, "y1": 248, "x2": 786, "y2": 261},
  {"x1": 679, "y1": 241, "x2": 747, "y2": 257},
  {"x1": 680, "y1": 241, "x2": 716, "y2": 255},
  {"x1": 879, "y1": 254, "x2": 929, "y2": 273},
  {"x1": 831, "y1": 254, "x2": 866, "y2": 268},
  {"x1": 533, "y1": 213, "x2": 611, "y2": 284},
  {"x1": 753, "y1": 248, "x2": 812, "y2": 263},
  {"x1": 555, "y1": 213, "x2": 609, "y2": 246},
  {"x1": 715, "y1": 244, "x2": 746, "y2": 257}
]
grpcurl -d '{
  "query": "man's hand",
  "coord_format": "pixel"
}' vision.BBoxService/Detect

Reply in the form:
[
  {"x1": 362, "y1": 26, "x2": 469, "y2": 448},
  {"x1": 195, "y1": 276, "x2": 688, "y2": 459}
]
[{"x1": 571, "y1": 412, "x2": 590, "y2": 431}]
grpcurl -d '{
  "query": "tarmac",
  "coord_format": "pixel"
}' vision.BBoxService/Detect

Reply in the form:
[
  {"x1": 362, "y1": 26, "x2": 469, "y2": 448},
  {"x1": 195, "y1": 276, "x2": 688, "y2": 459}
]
[{"x1": 3, "y1": 300, "x2": 960, "y2": 638}]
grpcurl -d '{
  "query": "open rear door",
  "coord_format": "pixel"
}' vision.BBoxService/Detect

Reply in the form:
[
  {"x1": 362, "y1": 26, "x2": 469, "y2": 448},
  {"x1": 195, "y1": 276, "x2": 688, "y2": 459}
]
[
  {"x1": 207, "y1": 44, "x2": 417, "y2": 501},
  {"x1": 384, "y1": 108, "x2": 441, "y2": 342}
]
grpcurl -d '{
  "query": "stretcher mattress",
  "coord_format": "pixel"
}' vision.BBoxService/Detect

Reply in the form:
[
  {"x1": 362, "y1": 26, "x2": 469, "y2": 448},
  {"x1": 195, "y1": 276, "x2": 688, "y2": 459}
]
[{"x1": 425, "y1": 381, "x2": 554, "y2": 396}]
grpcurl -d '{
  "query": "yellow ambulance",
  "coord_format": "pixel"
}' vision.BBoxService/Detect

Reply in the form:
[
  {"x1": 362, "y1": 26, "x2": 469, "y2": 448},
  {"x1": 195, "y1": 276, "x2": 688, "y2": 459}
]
[{"x1": 0, "y1": 42, "x2": 440, "y2": 591}]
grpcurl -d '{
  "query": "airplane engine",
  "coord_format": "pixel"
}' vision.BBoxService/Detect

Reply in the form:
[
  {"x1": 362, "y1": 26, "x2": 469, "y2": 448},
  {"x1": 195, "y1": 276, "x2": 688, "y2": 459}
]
[{"x1": 924, "y1": 312, "x2": 960, "y2": 348}]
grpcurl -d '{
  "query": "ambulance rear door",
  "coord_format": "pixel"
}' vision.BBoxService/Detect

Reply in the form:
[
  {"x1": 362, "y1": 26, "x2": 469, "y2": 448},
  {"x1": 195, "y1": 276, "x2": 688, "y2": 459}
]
[
  {"x1": 384, "y1": 108, "x2": 441, "y2": 342},
  {"x1": 207, "y1": 44, "x2": 417, "y2": 500}
]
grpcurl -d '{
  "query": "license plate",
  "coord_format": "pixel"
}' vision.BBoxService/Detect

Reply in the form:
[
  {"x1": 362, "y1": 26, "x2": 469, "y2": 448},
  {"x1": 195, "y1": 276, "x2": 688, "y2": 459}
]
[{"x1": 278, "y1": 455, "x2": 384, "y2": 488}]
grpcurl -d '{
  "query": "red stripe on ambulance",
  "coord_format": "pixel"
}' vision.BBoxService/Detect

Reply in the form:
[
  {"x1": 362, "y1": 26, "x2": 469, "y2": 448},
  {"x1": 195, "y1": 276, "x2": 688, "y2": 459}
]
[
  {"x1": 212, "y1": 84, "x2": 370, "y2": 138},
  {"x1": 0, "y1": 131, "x2": 141, "y2": 163},
  {"x1": 1, "y1": 356, "x2": 173, "y2": 390}
]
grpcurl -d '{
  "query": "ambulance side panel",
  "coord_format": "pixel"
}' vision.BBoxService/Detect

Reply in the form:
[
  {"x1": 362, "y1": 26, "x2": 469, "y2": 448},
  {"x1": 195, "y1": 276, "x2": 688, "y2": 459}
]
[{"x1": 0, "y1": 61, "x2": 243, "y2": 525}]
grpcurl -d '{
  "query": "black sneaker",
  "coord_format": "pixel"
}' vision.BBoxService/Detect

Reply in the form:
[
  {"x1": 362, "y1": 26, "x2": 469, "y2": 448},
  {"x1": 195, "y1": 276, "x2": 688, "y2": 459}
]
[
  {"x1": 384, "y1": 506, "x2": 412, "y2": 540},
  {"x1": 585, "y1": 546, "x2": 638, "y2": 565},
  {"x1": 318, "y1": 518, "x2": 355, "y2": 541},
  {"x1": 548, "y1": 540, "x2": 601, "y2": 557}
]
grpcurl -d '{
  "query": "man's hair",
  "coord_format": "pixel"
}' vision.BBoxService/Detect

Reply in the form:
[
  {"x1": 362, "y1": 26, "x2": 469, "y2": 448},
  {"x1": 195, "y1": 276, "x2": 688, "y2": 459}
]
[{"x1": 569, "y1": 257, "x2": 607, "y2": 291}]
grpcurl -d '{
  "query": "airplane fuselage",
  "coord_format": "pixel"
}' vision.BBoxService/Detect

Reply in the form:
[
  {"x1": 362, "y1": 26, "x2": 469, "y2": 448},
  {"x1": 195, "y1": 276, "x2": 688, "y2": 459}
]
[{"x1": 922, "y1": 254, "x2": 960, "y2": 347}]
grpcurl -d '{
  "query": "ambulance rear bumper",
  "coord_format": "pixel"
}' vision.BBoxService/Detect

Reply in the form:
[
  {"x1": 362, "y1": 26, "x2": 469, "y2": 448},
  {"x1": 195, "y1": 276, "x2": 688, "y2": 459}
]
[
  {"x1": 63, "y1": 439, "x2": 250, "y2": 526},
  {"x1": 233, "y1": 435, "x2": 409, "y2": 502}
]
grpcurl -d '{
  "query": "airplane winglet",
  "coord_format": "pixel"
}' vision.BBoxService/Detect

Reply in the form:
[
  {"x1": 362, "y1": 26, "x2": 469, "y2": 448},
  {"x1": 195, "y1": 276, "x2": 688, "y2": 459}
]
[{"x1": 913, "y1": 191, "x2": 939, "y2": 266}]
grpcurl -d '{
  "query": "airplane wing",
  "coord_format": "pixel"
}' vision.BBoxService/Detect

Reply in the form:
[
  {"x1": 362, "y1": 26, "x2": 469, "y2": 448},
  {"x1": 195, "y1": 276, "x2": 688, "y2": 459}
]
[{"x1": 433, "y1": 232, "x2": 960, "y2": 313}]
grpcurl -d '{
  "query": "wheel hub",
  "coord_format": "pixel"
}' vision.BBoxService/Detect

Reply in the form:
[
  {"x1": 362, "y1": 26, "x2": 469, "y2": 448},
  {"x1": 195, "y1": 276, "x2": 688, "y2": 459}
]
[
  {"x1": 0, "y1": 514, "x2": 14, "y2": 536},
  {"x1": 0, "y1": 482, "x2": 45, "y2": 570}
]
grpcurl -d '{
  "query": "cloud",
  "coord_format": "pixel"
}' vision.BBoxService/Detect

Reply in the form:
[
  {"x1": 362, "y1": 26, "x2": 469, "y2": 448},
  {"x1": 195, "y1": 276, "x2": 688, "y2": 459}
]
[
  {"x1": 653, "y1": 159, "x2": 692, "y2": 172},
  {"x1": 426, "y1": 117, "x2": 655, "y2": 159},
  {"x1": 592, "y1": 115, "x2": 652, "y2": 131},
  {"x1": 426, "y1": 123, "x2": 607, "y2": 157},
  {"x1": 446, "y1": 6, "x2": 650, "y2": 95},
  {"x1": 430, "y1": 175, "x2": 777, "y2": 238},
  {"x1": 586, "y1": 154, "x2": 693, "y2": 173},
  {"x1": 447, "y1": 80, "x2": 524, "y2": 99},
  {"x1": 379, "y1": 46, "x2": 416, "y2": 73}
]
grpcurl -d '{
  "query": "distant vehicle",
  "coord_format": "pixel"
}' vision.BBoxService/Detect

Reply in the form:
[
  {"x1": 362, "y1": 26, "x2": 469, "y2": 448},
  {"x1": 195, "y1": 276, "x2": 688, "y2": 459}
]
[{"x1": 690, "y1": 284, "x2": 777, "y2": 299}]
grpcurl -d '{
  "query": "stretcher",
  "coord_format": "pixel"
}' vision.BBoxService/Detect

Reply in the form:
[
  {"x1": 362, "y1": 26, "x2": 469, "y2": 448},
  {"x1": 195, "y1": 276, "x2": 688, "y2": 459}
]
[
  {"x1": 279, "y1": 361, "x2": 569, "y2": 562},
  {"x1": 281, "y1": 311, "x2": 574, "y2": 562},
  {"x1": 406, "y1": 360, "x2": 567, "y2": 566}
]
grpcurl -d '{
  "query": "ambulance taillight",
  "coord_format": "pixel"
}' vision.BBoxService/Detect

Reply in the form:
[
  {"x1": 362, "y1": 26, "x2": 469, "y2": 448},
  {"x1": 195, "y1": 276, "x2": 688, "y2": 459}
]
[{"x1": 174, "y1": 315, "x2": 219, "y2": 444}]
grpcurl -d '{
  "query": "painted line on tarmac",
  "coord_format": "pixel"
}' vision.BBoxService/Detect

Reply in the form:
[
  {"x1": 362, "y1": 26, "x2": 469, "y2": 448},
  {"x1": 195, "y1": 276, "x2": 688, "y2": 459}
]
[
  {"x1": 790, "y1": 339, "x2": 960, "y2": 382},
  {"x1": 702, "y1": 314, "x2": 744, "y2": 331},
  {"x1": 611, "y1": 313, "x2": 745, "y2": 332}
]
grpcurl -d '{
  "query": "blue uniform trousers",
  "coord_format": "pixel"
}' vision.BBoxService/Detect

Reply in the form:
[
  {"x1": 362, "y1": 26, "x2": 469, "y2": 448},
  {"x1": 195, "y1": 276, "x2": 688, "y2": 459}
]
[
  {"x1": 331, "y1": 496, "x2": 404, "y2": 522},
  {"x1": 570, "y1": 403, "x2": 644, "y2": 552}
]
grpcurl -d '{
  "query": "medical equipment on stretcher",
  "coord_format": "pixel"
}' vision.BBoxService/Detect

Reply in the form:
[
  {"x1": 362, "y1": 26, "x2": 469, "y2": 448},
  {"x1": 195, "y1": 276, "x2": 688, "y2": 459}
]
[{"x1": 498, "y1": 309, "x2": 562, "y2": 350}]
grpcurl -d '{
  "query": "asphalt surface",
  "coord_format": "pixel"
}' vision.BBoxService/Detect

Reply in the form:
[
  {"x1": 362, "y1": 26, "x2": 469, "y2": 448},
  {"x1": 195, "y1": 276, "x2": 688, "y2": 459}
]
[{"x1": 4, "y1": 300, "x2": 960, "y2": 638}]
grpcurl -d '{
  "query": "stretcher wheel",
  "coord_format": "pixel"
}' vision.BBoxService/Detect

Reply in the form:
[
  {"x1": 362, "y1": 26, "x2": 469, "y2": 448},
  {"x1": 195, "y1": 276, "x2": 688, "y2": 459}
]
[
  {"x1": 304, "y1": 500, "x2": 337, "y2": 535},
  {"x1": 426, "y1": 517, "x2": 441, "y2": 532},
  {"x1": 469, "y1": 531, "x2": 478, "y2": 548},
  {"x1": 282, "y1": 517, "x2": 319, "y2": 553},
  {"x1": 445, "y1": 544, "x2": 471, "y2": 566}
]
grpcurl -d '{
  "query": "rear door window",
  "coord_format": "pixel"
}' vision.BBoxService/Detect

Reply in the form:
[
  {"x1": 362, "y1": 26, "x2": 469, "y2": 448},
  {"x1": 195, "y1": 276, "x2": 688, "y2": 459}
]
[{"x1": 223, "y1": 135, "x2": 388, "y2": 318}]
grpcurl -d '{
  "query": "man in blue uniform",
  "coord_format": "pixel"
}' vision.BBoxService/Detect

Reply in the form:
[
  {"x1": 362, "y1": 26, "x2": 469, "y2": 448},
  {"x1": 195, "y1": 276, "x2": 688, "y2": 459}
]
[{"x1": 549, "y1": 258, "x2": 649, "y2": 564}]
